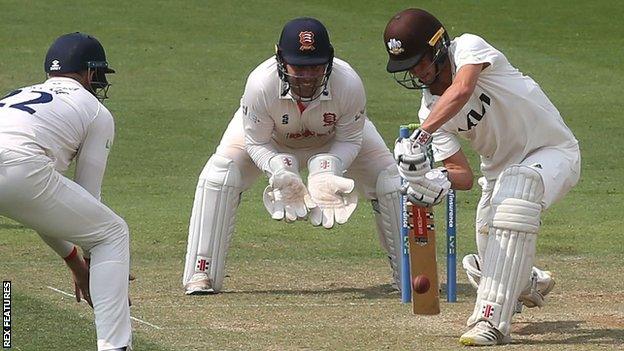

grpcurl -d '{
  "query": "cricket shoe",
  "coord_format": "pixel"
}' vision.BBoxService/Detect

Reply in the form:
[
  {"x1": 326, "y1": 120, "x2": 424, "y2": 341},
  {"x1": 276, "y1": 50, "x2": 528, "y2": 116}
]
[
  {"x1": 518, "y1": 269, "x2": 555, "y2": 308},
  {"x1": 185, "y1": 272, "x2": 215, "y2": 295},
  {"x1": 462, "y1": 254, "x2": 555, "y2": 308},
  {"x1": 459, "y1": 319, "x2": 511, "y2": 346}
]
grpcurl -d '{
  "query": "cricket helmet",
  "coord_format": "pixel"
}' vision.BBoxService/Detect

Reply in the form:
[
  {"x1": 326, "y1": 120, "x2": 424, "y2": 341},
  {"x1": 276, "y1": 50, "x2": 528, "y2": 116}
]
[
  {"x1": 44, "y1": 32, "x2": 115, "y2": 99},
  {"x1": 275, "y1": 17, "x2": 334, "y2": 100},
  {"x1": 383, "y1": 8, "x2": 450, "y2": 73}
]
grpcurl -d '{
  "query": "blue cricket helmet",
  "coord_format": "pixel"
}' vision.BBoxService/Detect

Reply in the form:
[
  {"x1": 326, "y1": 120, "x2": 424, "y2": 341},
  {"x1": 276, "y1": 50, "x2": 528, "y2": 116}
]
[{"x1": 44, "y1": 32, "x2": 115, "y2": 98}]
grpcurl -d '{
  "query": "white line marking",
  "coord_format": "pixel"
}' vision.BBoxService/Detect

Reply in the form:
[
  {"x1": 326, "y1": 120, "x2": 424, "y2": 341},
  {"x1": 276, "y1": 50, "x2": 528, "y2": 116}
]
[{"x1": 46, "y1": 286, "x2": 162, "y2": 330}]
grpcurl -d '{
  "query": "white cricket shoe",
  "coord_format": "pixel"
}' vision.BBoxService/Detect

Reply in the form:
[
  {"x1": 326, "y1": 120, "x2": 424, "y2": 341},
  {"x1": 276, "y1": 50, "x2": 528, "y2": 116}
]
[
  {"x1": 519, "y1": 269, "x2": 555, "y2": 308},
  {"x1": 459, "y1": 320, "x2": 511, "y2": 346},
  {"x1": 185, "y1": 272, "x2": 214, "y2": 295},
  {"x1": 462, "y1": 254, "x2": 555, "y2": 309}
]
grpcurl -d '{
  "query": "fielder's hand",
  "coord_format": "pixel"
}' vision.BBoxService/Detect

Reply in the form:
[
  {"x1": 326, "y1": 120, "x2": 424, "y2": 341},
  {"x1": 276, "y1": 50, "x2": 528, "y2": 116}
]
[
  {"x1": 307, "y1": 154, "x2": 358, "y2": 229},
  {"x1": 64, "y1": 251, "x2": 93, "y2": 308},
  {"x1": 403, "y1": 167, "x2": 451, "y2": 207},
  {"x1": 263, "y1": 154, "x2": 313, "y2": 222}
]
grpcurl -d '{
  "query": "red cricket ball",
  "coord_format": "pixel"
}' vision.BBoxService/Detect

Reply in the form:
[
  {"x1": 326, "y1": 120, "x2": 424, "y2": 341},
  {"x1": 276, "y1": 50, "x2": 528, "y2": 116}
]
[{"x1": 412, "y1": 275, "x2": 430, "y2": 294}]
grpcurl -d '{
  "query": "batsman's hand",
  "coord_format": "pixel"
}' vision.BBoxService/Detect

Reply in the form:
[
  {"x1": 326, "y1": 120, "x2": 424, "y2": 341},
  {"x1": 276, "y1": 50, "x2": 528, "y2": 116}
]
[
  {"x1": 394, "y1": 128, "x2": 433, "y2": 182},
  {"x1": 263, "y1": 154, "x2": 313, "y2": 222},
  {"x1": 403, "y1": 167, "x2": 451, "y2": 207},
  {"x1": 307, "y1": 154, "x2": 358, "y2": 229}
]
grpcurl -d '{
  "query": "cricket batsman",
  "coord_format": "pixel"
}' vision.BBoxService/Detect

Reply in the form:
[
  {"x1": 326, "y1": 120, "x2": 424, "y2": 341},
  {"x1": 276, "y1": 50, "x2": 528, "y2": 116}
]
[{"x1": 385, "y1": 8, "x2": 581, "y2": 345}]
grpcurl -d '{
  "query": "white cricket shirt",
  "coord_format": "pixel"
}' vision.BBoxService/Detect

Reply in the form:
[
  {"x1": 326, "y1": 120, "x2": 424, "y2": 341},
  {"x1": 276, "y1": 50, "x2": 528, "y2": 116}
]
[
  {"x1": 419, "y1": 34, "x2": 578, "y2": 179},
  {"x1": 0, "y1": 77, "x2": 114, "y2": 199},
  {"x1": 241, "y1": 57, "x2": 366, "y2": 173}
]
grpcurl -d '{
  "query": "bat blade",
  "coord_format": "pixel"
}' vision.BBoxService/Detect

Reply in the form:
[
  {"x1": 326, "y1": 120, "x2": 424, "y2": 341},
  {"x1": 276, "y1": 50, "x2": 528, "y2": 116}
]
[{"x1": 408, "y1": 204, "x2": 440, "y2": 315}]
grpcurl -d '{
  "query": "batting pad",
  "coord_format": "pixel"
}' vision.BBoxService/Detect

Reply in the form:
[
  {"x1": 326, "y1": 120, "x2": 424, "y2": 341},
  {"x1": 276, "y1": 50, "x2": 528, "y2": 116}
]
[
  {"x1": 183, "y1": 154, "x2": 242, "y2": 292},
  {"x1": 468, "y1": 165, "x2": 544, "y2": 335},
  {"x1": 373, "y1": 165, "x2": 403, "y2": 289}
]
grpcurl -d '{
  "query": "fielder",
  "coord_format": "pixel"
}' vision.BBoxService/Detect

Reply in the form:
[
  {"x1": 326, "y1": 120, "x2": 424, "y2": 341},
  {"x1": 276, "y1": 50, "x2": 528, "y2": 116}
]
[
  {"x1": 183, "y1": 17, "x2": 403, "y2": 295},
  {"x1": 0, "y1": 33, "x2": 131, "y2": 350},
  {"x1": 384, "y1": 9, "x2": 580, "y2": 346}
]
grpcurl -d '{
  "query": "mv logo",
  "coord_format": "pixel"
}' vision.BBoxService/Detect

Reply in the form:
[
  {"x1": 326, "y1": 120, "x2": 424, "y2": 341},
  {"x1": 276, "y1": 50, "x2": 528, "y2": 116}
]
[{"x1": 458, "y1": 93, "x2": 490, "y2": 132}]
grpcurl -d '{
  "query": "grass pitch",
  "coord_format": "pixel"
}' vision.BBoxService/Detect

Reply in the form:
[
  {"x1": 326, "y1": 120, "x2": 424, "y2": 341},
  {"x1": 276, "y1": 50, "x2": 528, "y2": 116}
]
[{"x1": 1, "y1": 1, "x2": 623, "y2": 350}]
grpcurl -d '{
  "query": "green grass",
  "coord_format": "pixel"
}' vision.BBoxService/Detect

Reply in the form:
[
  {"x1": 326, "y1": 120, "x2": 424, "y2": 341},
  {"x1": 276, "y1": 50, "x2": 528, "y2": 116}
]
[{"x1": 1, "y1": 1, "x2": 623, "y2": 350}]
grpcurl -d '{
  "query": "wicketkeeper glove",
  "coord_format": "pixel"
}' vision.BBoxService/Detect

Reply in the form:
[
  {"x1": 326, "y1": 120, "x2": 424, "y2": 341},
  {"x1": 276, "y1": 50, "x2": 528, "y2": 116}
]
[
  {"x1": 263, "y1": 154, "x2": 314, "y2": 222},
  {"x1": 307, "y1": 154, "x2": 358, "y2": 229}
]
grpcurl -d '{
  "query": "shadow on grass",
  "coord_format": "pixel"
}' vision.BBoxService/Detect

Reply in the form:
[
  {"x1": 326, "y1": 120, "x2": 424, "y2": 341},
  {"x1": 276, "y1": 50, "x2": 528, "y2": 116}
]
[
  {"x1": 515, "y1": 320, "x2": 624, "y2": 346},
  {"x1": 223, "y1": 282, "x2": 476, "y2": 301}
]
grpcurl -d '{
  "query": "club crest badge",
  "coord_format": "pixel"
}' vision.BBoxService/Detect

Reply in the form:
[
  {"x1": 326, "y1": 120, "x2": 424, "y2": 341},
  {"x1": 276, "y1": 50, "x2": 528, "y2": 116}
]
[
  {"x1": 387, "y1": 38, "x2": 404, "y2": 55},
  {"x1": 299, "y1": 31, "x2": 315, "y2": 51},
  {"x1": 322, "y1": 112, "x2": 336, "y2": 127}
]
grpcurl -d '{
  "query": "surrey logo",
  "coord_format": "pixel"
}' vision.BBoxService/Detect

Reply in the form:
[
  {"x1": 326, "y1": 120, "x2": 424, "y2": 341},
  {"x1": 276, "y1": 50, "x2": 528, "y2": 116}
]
[
  {"x1": 49, "y1": 60, "x2": 61, "y2": 71},
  {"x1": 387, "y1": 38, "x2": 404, "y2": 55},
  {"x1": 299, "y1": 31, "x2": 315, "y2": 51}
]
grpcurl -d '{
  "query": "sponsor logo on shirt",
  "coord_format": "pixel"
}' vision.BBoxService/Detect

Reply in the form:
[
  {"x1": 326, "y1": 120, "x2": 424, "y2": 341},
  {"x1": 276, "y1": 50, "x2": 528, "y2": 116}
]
[
  {"x1": 285, "y1": 129, "x2": 333, "y2": 139},
  {"x1": 458, "y1": 93, "x2": 491, "y2": 132},
  {"x1": 281, "y1": 114, "x2": 289, "y2": 124}
]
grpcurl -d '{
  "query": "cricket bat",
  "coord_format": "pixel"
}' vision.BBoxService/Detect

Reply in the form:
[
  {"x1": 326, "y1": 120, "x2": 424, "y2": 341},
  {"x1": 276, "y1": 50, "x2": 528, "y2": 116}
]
[{"x1": 408, "y1": 203, "x2": 440, "y2": 314}]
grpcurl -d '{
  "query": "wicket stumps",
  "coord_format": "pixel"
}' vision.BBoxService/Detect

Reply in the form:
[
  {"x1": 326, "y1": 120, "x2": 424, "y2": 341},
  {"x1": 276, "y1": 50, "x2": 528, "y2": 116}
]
[{"x1": 399, "y1": 125, "x2": 457, "y2": 304}]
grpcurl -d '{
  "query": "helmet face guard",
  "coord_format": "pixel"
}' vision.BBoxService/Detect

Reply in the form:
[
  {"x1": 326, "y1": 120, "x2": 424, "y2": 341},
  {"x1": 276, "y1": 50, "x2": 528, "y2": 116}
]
[
  {"x1": 275, "y1": 17, "x2": 334, "y2": 102},
  {"x1": 87, "y1": 61, "x2": 112, "y2": 100},
  {"x1": 276, "y1": 51, "x2": 333, "y2": 101}
]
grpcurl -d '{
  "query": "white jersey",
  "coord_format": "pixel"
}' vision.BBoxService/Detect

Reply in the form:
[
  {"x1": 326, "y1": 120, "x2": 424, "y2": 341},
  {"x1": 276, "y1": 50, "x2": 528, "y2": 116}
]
[
  {"x1": 419, "y1": 34, "x2": 578, "y2": 179},
  {"x1": 241, "y1": 57, "x2": 366, "y2": 172},
  {"x1": 0, "y1": 77, "x2": 114, "y2": 199}
]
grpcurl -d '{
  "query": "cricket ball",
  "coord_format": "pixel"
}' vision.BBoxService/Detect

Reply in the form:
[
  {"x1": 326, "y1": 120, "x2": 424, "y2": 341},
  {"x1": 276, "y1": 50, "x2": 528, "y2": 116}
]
[{"x1": 412, "y1": 275, "x2": 430, "y2": 294}]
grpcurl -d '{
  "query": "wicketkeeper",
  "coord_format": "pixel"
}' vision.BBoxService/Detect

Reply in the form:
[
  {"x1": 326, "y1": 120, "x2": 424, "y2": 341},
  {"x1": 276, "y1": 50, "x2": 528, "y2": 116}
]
[
  {"x1": 183, "y1": 17, "x2": 403, "y2": 295},
  {"x1": 385, "y1": 9, "x2": 581, "y2": 346}
]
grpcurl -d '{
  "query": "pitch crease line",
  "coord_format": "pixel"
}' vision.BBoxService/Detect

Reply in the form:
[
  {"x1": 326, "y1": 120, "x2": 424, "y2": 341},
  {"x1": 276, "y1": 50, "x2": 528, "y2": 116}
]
[{"x1": 47, "y1": 286, "x2": 162, "y2": 330}]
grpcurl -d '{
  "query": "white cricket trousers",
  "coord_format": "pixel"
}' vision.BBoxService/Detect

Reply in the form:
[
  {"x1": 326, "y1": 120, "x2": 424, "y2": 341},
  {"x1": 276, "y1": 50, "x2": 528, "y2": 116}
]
[{"x1": 0, "y1": 150, "x2": 132, "y2": 351}]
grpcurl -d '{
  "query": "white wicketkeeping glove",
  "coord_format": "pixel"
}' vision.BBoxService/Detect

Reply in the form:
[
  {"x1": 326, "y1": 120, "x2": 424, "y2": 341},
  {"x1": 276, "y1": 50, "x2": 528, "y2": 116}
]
[
  {"x1": 307, "y1": 154, "x2": 358, "y2": 229},
  {"x1": 262, "y1": 154, "x2": 314, "y2": 222},
  {"x1": 402, "y1": 167, "x2": 451, "y2": 207},
  {"x1": 394, "y1": 128, "x2": 434, "y2": 183}
]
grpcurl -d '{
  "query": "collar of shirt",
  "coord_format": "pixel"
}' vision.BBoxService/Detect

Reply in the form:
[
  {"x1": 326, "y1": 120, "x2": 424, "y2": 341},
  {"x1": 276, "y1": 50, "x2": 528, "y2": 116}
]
[{"x1": 45, "y1": 76, "x2": 85, "y2": 89}]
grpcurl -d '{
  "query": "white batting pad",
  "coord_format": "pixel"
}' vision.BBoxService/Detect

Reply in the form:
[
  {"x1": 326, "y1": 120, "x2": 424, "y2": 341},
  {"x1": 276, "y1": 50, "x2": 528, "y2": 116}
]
[
  {"x1": 373, "y1": 165, "x2": 403, "y2": 289},
  {"x1": 183, "y1": 154, "x2": 242, "y2": 292},
  {"x1": 468, "y1": 165, "x2": 544, "y2": 335}
]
